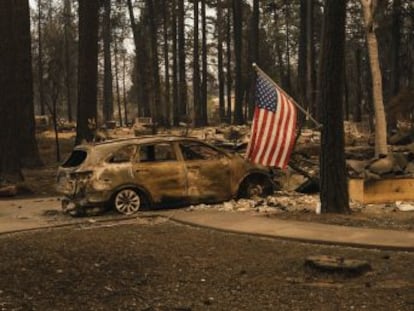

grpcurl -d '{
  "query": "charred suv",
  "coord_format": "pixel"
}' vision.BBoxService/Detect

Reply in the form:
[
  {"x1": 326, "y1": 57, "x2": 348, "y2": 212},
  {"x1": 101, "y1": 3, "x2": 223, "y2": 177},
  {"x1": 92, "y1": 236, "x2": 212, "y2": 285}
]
[{"x1": 56, "y1": 136, "x2": 274, "y2": 215}]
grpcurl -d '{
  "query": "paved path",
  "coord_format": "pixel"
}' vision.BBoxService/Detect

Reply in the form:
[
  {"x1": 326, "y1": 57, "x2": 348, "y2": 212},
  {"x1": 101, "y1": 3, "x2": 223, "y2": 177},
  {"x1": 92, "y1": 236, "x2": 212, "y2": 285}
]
[
  {"x1": 0, "y1": 197, "x2": 413, "y2": 251},
  {"x1": 161, "y1": 209, "x2": 414, "y2": 251}
]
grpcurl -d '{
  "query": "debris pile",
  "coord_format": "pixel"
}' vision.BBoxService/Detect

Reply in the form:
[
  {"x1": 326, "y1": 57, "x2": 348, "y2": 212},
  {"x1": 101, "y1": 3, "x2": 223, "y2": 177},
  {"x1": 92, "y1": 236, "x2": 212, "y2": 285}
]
[{"x1": 187, "y1": 191, "x2": 320, "y2": 214}]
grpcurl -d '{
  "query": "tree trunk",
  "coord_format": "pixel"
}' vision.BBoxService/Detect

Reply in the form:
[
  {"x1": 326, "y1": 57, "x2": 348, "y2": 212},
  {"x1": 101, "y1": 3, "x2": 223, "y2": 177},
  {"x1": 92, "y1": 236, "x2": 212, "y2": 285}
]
[
  {"x1": 318, "y1": 0, "x2": 350, "y2": 214},
  {"x1": 353, "y1": 47, "x2": 362, "y2": 122},
  {"x1": 217, "y1": 0, "x2": 225, "y2": 123},
  {"x1": 298, "y1": 0, "x2": 307, "y2": 106},
  {"x1": 361, "y1": 0, "x2": 388, "y2": 157},
  {"x1": 306, "y1": 0, "x2": 315, "y2": 116},
  {"x1": 226, "y1": 2, "x2": 232, "y2": 124},
  {"x1": 232, "y1": 0, "x2": 244, "y2": 124},
  {"x1": 172, "y1": 0, "x2": 179, "y2": 126},
  {"x1": 146, "y1": 0, "x2": 162, "y2": 126},
  {"x1": 162, "y1": 0, "x2": 171, "y2": 127},
  {"x1": 122, "y1": 53, "x2": 129, "y2": 125},
  {"x1": 0, "y1": 1, "x2": 23, "y2": 182},
  {"x1": 178, "y1": 0, "x2": 188, "y2": 121},
  {"x1": 37, "y1": 0, "x2": 45, "y2": 116},
  {"x1": 200, "y1": 0, "x2": 208, "y2": 126},
  {"x1": 127, "y1": 0, "x2": 149, "y2": 118},
  {"x1": 16, "y1": 0, "x2": 42, "y2": 168},
  {"x1": 246, "y1": 0, "x2": 259, "y2": 119},
  {"x1": 193, "y1": 0, "x2": 201, "y2": 126},
  {"x1": 114, "y1": 36, "x2": 123, "y2": 127},
  {"x1": 103, "y1": 0, "x2": 114, "y2": 123},
  {"x1": 64, "y1": 0, "x2": 73, "y2": 122},
  {"x1": 284, "y1": 0, "x2": 292, "y2": 94},
  {"x1": 388, "y1": 0, "x2": 401, "y2": 131},
  {"x1": 76, "y1": 0, "x2": 99, "y2": 144}
]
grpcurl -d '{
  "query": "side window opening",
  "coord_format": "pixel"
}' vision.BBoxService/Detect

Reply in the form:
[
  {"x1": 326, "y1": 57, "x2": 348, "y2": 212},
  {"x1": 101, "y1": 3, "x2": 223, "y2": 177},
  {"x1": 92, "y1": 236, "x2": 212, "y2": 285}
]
[
  {"x1": 62, "y1": 150, "x2": 87, "y2": 167},
  {"x1": 139, "y1": 143, "x2": 176, "y2": 162},
  {"x1": 108, "y1": 145, "x2": 136, "y2": 163},
  {"x1": 180, "y1": 142, "x2": 223, "y2": 161}
]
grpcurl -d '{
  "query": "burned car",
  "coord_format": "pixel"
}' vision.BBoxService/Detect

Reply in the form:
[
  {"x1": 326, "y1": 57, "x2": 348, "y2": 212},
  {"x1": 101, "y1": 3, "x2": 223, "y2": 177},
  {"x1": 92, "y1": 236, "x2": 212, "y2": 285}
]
[{"x1": 56, "y1": 136, "x2": 274, "y2": 215}]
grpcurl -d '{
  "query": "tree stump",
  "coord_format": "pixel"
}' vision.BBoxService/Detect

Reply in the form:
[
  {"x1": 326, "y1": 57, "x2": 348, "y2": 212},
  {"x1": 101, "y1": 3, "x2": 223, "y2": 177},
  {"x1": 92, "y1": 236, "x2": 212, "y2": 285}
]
[{"x1": 305, "y1": 255, "x2": 371, "y2": 275}]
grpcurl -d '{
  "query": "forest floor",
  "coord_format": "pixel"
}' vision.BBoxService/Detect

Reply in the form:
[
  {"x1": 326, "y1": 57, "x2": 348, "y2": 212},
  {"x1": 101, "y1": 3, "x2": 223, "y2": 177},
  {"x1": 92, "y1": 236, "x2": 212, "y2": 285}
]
[{"x1": 0, "y1": 128, "x2": 413, "y2": 310}]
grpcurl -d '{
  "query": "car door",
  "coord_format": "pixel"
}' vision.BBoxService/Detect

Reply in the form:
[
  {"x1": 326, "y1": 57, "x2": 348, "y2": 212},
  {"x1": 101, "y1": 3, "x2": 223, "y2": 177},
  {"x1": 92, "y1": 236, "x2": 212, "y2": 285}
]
[
  {"x1": 133, "y1": 142, "x2": 187, "y2": 204},
  {"x1": 178, "y1": 141, "x2": 232, "y2": 203}
]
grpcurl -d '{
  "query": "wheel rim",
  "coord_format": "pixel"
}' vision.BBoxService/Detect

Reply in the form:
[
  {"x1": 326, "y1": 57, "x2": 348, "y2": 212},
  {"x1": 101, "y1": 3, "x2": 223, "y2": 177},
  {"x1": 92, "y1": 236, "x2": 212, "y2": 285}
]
[
  {"x1": 114, "y1": 189, "x2": 141, "y2": 215},
  {"x1": 246, "y1": 183, "x2": 264, "y2": 197}
]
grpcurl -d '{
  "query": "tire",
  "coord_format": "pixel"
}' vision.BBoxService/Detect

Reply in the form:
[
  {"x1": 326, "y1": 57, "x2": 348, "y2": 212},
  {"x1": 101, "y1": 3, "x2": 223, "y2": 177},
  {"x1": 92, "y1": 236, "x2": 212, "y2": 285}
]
[
  {"x1": 238, "y1": 175, "x2": 274, "y2": 199},
  {"x1": 113, "y1": 188, "x2": 142, "y2": 215}
]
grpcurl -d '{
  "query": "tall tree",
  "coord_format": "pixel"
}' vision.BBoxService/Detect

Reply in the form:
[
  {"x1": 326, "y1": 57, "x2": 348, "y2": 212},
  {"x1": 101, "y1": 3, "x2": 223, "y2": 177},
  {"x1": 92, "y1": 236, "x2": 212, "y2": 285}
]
[
  {"x1": 360, "y1": 0, "x2": 387, "y2": 157},
  {"x1": 37, "y1": 0, "x2": 46, "y2": 115},
  {"x1": 193, "y1": 0, "x2": 201, "y2": 126},
  {"x1": 390, "y1": 0, "x2": 401, "y2": 97},
  {"x1": 16, "y1": 0, "x2": 42, "y2": 168},
  {"x1": 232, "y1": 0, "x2": 244, "y2": 124},
  {"x1": 172, "y1": 0, "x2": 179, "y2": 125},
  {"x1": 162, "y1": 0, "x2": 171, "y2": 127},
  {"x1": 226, "y1": 1, "x2": 232, "y2": 123},
  {"x1": 63, "y1": 0, "x2": 74, "y2": 122},
  {"x1": 103, "y1": 0, "x2": 114, "y2": 123},
  {"x1": 146, "y1": 0, "x2": 162, "y2": 126},
  {"x1": 200, "y1": 0, "x2": 208, "y2": 126},
  {"x1": 0, "y1": 1, "x2": 23, "y2": 182},
  {"x1": 177, "y1": 0, "x2": 188, "y2": 122},
  {"x1": 216, "y1": 0, "x2": 225, "y2": 122},
  {"x1": 76, "y1": 0, "x2": 100, "y2": 144},
  {"x1": 247, "y1": 0, "x2": 259, "y2": 118},
  {"x1": 318, "y1": 0, "x2": 350, "y2": 214}
]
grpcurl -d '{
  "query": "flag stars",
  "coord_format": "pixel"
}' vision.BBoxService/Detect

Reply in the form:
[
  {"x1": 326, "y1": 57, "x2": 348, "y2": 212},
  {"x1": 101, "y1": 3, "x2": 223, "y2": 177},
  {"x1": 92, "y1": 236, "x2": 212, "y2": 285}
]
[{"x1": 256, "y1": 76, "x2": 277, "y2": 112}]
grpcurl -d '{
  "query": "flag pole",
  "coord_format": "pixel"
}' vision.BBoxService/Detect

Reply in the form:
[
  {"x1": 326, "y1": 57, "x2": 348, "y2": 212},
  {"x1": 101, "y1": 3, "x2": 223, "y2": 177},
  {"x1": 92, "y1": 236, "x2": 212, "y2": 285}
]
[{"x1": 252, "y1": 63, "x2": 322, "y2": 129}]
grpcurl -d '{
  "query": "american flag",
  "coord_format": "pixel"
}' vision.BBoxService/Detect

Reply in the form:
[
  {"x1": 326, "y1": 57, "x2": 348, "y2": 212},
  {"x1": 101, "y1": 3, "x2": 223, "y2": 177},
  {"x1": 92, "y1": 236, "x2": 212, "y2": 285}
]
[{"x1": 246, "y1": 72, "x2": 297, "y2": 169}]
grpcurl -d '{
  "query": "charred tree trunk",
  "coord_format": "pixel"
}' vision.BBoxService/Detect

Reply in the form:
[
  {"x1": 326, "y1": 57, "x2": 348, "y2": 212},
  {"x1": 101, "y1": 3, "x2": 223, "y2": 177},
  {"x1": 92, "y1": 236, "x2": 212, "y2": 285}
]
[
  {"x1": 16, "y1": 0, "x2": 42, "y2": 168},
  {"x1": 146, "y1": 0, "x2": 162, "y2": 126},
  {"x1": 318, "y1": 0, "x2": 350, "y2": 214},
  {"x1": 193, "y1": 0, "x2": 201, "y2": 126},
  {"x1": 64, "y1": 0, "x2": 73, "y2": 122},
  {"x1": 178, "y1": 0, "x2": 188, "y2": 121},
  {"x1": 232, "y1": 0, "x2": 244, "y2": 124},
  {"x1": 76, "y1": 0, "x2": 99, "y2": 144},
  {"x1": 122, "y1": 54, "x2": 129, "y2": 125},
  {"x1": 306, "y1": 0, "x2": 316, "y2": 116},
  {"x1": 172, "y1": 0, "x2": 179, "y2": 126},
  {"x1": 37, "y1": 0, "x2": 45, "y2": 116},
  {"x1": 298, "y1": 0, "x2": 308, "y2": 106},
  {"x1": 353, "y1": 47, "x2": 363, "y2": 122},
  {"x1": 217, "y1": 0, "x2": 225, "y2": 123},
  {"x1": 247, "y1": 0, "x2": 259, "y2": 119},
  {"x1": 226, "y1": 2, "x2": 232, "y2": 124},
  {"x1": 0, "y1": 1, "x2": 23, "y2": 182},
  {"x1": 162, "y1": 0, "x2": 171, "y2": 127},
  {"x1": 114, "y1": 37, "x2": 123, "y2": 127},
  {"x1": 200, "y1": 0, "x2": 208, "y2": 126},
  {"x1": 103, "y1": 0, "x2": 114, "y2": 123}
]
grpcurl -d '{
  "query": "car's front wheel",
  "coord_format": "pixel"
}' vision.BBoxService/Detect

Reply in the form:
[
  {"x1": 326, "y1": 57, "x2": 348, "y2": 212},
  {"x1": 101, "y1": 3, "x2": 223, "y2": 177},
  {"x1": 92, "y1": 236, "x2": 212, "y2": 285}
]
[
  {"x1": 238, "y1": 175, "x2": 274, "y2": 199},
  {"x1": 114, "y1": 188, "x2": 142, "y2": 215}
]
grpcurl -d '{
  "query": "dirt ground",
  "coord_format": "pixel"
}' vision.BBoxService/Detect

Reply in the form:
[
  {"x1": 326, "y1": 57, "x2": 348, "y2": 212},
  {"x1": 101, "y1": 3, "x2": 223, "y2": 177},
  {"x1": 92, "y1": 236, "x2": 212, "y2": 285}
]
[{"x1": 0, "y1": 219, "x2": 413, "y2": 311}]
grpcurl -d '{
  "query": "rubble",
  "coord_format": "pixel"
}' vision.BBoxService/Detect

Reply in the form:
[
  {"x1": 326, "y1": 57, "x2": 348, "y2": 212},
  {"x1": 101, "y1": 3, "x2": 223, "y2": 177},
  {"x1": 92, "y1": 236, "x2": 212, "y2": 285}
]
[{"x1": 187, "y1": 191, "x2": 320, "y2": 214}]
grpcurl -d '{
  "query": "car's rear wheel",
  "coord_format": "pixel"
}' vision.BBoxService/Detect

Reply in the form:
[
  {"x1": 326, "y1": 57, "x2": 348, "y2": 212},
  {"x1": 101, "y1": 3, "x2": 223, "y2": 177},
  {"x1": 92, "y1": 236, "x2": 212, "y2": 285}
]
[{"x1": 114, "y1": 188, "x2": 141, "y2": 215}]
